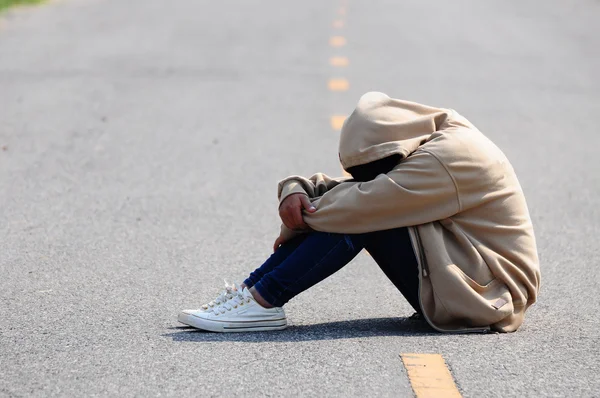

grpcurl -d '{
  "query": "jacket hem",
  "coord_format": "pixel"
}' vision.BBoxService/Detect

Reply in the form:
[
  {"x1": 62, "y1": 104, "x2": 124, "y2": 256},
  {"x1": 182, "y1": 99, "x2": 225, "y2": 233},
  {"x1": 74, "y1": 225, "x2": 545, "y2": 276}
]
[{"x1": 408, "y1": 226, "x2": 491, "y2": 334}]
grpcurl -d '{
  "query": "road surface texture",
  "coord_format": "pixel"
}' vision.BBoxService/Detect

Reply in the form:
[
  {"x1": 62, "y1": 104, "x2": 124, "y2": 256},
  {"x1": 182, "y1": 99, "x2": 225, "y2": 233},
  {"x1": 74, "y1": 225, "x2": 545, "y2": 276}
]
[{"x1": 1, "y1": 0, "x2": 599, "y2": 396}]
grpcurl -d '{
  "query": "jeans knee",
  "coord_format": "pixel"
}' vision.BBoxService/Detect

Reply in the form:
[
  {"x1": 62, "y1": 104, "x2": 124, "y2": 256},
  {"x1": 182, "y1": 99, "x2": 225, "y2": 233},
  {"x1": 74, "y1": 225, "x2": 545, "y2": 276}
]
[{"x1": 310, "y1": 231, "x2": 361, "y2": 252}]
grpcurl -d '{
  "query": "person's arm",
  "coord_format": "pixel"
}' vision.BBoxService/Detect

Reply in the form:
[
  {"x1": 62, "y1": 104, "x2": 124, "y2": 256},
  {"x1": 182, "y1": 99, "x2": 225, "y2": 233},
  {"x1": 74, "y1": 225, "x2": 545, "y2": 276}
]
[
  {"x1": 273, "y1": 224, "x2": 300, "y2": 251},
  {"x1": 303, "y1": 151, "x2": 460, "y2": 233},
  {"x1": 278, "y1": 173, "x2": 351, "y2": 204},
  {"x1": 276, "y1": 173, "x2": 351, "y2": 235}
]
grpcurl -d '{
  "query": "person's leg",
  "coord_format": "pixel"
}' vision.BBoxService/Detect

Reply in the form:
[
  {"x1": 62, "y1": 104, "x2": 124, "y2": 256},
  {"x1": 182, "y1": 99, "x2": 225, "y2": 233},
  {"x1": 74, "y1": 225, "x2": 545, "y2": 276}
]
[
  {"x1": 363, "y1": 227, "x2": 422, "y2": 313},
  {"x1": 177, "y1": 234, "x2": 321, "y2": 332},
  {"x1": 242, "y1": 234, "x2": 308, "y2": 289},
  {"x1": 178, "y1": 228, "x2": 419, "y2": 332},
  {"x1": 248, "y1": 231, "x2": 366, "y2": 307}
]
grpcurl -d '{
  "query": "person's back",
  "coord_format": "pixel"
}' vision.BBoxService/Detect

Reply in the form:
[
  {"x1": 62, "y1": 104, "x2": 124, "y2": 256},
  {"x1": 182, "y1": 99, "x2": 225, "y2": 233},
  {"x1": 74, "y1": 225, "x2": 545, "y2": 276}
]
[{"x1": 407, "y1": 112, "x2": 540, "y2": 331}]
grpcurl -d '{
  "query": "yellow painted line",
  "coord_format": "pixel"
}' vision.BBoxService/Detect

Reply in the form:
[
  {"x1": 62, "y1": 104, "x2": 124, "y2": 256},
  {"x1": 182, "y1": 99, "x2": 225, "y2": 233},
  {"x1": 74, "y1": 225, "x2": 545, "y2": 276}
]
[
  {"x1": 400, "y1": 354, "x2": 462, "y2": 398},
  {"x1": 330, "y1": 115, "x2": 347, "y2": 131},
  {"x1": 329, "y1": 36, "x2": 346, "y2": 47},
  {"x1": 332, "y1": 20, "x2": 344, "y2": 28},
  {"x1": 328, "y1": 78, "x2": 349, "y2": 91},
  {"x1": 329, "y1": 56, "x2": 349, "y2": 67}
]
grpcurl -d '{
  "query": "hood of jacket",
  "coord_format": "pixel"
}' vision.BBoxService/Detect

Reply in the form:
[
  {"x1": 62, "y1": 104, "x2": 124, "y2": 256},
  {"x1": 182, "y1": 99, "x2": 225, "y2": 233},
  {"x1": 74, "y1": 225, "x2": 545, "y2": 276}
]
[{"x1": 339, "y1": 92, "x2": 451, "y2": 170}]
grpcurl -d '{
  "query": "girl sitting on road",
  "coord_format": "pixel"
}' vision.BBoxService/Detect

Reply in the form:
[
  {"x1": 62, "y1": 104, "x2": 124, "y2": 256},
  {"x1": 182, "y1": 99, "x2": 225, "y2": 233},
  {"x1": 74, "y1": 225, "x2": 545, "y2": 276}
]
[{"x1": 178, "y1": 91, "x2": 540, "y2": 333}]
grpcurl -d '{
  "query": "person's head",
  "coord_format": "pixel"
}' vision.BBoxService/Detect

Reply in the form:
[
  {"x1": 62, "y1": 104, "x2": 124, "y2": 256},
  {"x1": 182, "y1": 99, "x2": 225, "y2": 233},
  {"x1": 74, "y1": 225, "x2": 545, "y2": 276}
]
[
  {"x1": 346, "y1": 154, "x2": 402, "y2": 182},
  {"x1": 338, "y1": 92, "x2": 448, "y2": 175}
]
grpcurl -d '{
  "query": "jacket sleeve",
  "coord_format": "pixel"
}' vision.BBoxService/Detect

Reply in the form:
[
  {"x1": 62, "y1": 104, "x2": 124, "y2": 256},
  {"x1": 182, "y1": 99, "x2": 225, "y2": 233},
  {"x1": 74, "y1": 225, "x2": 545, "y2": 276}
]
[
  {"x1": 303, "y1": 151, "x2": 461, "y2": 233},
  {"x1": 277, "y1": 173, "x2": 351, "y2": 205},
  {"x1": 278, "y1": 223, "x2": 301, "y2": 242}
]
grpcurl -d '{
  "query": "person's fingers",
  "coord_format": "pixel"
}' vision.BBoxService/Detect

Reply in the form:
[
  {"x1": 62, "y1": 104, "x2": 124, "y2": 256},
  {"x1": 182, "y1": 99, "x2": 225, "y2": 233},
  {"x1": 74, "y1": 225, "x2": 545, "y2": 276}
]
[
  {"x1": 300, "y1": 195, "x2": 317, "y2": 213},
  {"x1": 279, "y1": 194, "x2": 313, "y2": 230},
  {"x1": 273, "y1": 236, "x2": 283, "y2": 252},
  {"x1": 291, "y1": 206, "x2": 304, "y2": 230}
]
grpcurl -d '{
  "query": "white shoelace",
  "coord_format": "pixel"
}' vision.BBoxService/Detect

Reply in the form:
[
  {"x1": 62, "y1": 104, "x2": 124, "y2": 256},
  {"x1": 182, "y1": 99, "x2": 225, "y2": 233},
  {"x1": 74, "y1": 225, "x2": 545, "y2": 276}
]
[
  {"x1": 210, "y1": 290, "x2": 252, "y2": 315},
  {"x1": 201, "y1": 281, "x2": 238, "y2": 310}
]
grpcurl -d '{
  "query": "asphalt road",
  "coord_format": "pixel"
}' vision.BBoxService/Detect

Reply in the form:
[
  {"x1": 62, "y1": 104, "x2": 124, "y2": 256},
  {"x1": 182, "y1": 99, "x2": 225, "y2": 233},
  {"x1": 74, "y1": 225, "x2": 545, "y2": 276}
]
[{"x1": 1, "y1": 0, "x2": 599, "y2": 397}]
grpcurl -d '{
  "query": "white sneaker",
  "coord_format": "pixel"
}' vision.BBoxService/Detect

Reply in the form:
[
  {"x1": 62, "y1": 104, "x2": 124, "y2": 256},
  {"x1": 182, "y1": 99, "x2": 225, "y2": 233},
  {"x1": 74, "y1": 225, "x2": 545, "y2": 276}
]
[
  {"x1": 178, "y1": 287, "x2": 287, "y2": 332},
  {"x1": 197, "y1": 280, "x2": 239, "y2": 312}
]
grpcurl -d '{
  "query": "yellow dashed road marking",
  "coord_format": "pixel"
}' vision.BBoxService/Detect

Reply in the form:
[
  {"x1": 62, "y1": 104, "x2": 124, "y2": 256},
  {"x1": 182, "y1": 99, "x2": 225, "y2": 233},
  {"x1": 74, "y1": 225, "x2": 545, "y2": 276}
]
[
  {"x1": 330, "y1": 2, "x2": 348, "y2": 180},
  {"x1": 330, "y1": 115, "x2": 347, "y2": 131},
  {"x1": 329, "y1": 56, "x2": 349, "y2": 67},
  {"x1": 328, "y1": 78, "x2": 349, "y2": 91},
  {"x1": 329, "y1": 36, "x2": 347, "y2": 47},
  {"x1": 401, "y1": 354, "x2": 463, "y2": 398}
]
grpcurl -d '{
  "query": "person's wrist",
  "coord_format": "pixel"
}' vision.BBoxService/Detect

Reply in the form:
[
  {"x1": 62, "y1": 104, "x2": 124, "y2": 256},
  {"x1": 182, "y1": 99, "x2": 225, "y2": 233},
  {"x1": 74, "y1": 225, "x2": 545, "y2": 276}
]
[{"x1": 279, "y1": 189, "x2": 309, "y2": 207}]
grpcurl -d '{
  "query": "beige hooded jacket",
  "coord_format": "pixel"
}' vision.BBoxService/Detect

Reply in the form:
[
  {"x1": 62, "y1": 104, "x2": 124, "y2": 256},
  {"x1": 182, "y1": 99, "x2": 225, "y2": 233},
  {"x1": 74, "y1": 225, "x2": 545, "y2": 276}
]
[{"x1": 278, "y1": 92, "x2": 540, "y2": 333}]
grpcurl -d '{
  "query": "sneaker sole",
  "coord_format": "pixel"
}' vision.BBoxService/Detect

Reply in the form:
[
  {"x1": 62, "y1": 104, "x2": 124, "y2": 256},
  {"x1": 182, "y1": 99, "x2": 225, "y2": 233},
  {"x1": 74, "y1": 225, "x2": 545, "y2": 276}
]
[{"x1": 177, "y1": 312, "x2": 288, "y2": 333}]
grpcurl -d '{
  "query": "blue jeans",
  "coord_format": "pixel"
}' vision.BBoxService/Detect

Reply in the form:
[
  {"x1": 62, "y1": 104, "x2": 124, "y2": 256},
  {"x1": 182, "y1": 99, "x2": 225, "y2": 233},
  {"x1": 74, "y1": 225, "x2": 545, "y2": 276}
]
[{"x1": 243, "y1": 228, "x2": 421, "y2": 312}]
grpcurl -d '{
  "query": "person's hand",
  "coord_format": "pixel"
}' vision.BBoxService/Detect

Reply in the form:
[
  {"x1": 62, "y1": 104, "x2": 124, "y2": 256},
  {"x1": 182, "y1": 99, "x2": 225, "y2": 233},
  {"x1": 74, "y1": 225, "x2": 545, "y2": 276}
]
[
  {"x1": 273, "y1": 235, "x2": 286, "y2": 252},
  {"x1": 279, "y1": 193, "x2": 316, "y2": 231}
]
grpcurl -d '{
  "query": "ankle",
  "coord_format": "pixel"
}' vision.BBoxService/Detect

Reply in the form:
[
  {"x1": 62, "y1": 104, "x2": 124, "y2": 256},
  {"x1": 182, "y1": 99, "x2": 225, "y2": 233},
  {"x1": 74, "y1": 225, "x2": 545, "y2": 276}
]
[{"x1": 249, "y1": 287, "x2": 274, "y2": 308}]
